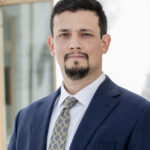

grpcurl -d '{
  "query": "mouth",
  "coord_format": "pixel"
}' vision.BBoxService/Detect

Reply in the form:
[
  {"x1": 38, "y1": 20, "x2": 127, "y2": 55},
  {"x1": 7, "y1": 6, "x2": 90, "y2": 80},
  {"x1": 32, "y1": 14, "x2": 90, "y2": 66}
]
[
  {"x1": 64, "y1": 52, "x2": 89, "y2": 61},
  {"x1": 67, "y1": 55, "x2": 86, "y2": 59}
]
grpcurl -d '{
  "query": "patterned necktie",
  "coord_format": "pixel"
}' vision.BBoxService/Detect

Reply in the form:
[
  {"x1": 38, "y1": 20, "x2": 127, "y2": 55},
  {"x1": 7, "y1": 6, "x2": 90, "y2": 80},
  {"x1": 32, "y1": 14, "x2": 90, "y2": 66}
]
[{"x1": 49, "y1": 96, "x2": 78, "y2": 150}]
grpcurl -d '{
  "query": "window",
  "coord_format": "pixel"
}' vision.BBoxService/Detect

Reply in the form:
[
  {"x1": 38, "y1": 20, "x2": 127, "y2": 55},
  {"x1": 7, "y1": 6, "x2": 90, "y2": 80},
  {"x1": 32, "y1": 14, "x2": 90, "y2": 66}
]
[{"x1": 0, "y1": 0, "x2": 54, "y2": 149}]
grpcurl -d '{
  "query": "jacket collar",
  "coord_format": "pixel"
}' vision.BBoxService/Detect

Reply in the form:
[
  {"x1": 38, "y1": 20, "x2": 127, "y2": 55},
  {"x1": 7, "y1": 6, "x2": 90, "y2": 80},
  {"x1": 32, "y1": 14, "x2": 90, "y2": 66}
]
[
  {"x1": 70, "y1": 75, "x2": 121, "y2": 150},
  {"x1": 30, "y1": 75, "x2": 121, "y2": 150}
]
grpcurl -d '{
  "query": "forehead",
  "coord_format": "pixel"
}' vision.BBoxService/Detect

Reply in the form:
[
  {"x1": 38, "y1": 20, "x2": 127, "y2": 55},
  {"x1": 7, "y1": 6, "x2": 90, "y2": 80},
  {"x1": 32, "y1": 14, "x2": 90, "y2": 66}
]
[{"x1": 53, "y1": 10, "x2": 100, "y2": 32}]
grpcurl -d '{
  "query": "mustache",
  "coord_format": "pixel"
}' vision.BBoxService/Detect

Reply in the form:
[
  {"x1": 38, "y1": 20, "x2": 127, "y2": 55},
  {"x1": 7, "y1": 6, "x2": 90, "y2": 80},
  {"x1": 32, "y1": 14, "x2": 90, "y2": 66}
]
[{"x1": 64, "y1": 52, "x2": 89, "y2": 61}]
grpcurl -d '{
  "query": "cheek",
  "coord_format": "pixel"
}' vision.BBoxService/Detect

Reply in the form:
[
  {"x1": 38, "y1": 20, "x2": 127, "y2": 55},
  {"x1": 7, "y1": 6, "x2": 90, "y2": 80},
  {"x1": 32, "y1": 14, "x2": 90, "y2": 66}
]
[
  {"x1": 55, "y1": 39, "x2": 69, "y2": 49},
  {"x1": 55, "y1": 51, "x2": 64, "y2": 65},
  {"x1": 54, "y1": 41, "x2": 67, "y2": 60},
  {"x1": 86, "y1": 43, "x2": 102, "y2": 64}
]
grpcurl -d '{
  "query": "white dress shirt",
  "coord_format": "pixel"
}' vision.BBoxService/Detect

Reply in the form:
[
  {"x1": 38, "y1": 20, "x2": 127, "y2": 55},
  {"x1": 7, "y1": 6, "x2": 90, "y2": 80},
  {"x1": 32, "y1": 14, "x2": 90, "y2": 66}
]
[{"x1": 46, "y1": 73, "x2": 106, "y2": 150}]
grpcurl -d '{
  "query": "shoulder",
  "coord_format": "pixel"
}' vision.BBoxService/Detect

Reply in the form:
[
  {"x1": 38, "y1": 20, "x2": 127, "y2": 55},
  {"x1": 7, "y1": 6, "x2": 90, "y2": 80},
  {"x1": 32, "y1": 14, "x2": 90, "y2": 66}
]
[
  {"x1": 105, "y1": 75, "x2": 150, "y2": 107},
  {"x1": 103, "y1": 75, "x2": 150, "y2": 114},
  {"x1": 106, "y1": 77, "x2": 150, "y2": 126},
  {"x1": 114, "y1": 85, "x2": 150, "y2": 121},
  {"x1": 119, "y1": 86, "x2": 150, "y2": 107},
  {"x1": 17, "y1": 88, "x2": 60, "y2": 119}
]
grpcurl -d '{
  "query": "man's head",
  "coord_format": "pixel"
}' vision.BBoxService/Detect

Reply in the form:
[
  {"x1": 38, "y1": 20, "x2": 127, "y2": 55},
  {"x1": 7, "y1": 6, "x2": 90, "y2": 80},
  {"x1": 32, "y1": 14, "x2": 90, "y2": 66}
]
[
  {"x1": 48, "y1": 0, "x2": 111, "y2": 83},
  {"x1": 50, "y1": 0, "x2": 107, "y2": 38}
]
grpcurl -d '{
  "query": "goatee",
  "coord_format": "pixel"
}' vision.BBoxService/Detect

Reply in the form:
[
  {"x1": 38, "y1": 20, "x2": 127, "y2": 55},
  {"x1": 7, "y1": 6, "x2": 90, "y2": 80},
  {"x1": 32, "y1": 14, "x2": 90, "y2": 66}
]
[
  {"x1": 65, "y1": 65, "x2": 89, "y2": 80},
  {"x1": 64, "y1": 52, "x2": 89, "y2": 80}
]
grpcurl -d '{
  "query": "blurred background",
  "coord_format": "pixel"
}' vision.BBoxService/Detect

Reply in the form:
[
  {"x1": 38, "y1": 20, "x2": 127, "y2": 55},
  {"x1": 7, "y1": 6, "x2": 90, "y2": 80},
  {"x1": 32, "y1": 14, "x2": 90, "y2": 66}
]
[{"x1": 0, "y1": 0, "x2": 150, "y2": 149}]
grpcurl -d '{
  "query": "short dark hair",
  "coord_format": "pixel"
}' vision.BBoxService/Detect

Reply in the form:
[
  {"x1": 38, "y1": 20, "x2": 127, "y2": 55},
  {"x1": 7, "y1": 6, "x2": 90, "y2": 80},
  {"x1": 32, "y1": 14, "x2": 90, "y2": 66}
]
[{"x1": 50, "y1": 0, "x2": 107, "y2": 38}]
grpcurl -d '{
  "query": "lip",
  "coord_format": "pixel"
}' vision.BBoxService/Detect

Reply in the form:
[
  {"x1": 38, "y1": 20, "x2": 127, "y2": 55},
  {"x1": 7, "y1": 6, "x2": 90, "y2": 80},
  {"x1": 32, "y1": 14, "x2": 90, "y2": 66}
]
[
  {"x1": 67, "y1": 55, "x2": 86, "y2": 59},
  {"x1": 64, "y1": 52, "x2": 89, "y2": 61}
]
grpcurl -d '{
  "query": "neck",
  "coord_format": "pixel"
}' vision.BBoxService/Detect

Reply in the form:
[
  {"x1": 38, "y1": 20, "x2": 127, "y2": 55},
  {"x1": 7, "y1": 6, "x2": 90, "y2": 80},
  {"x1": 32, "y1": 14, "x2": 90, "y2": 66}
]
[{"x1": 63, "y1": 71, "x2": 103, "y2": 95}]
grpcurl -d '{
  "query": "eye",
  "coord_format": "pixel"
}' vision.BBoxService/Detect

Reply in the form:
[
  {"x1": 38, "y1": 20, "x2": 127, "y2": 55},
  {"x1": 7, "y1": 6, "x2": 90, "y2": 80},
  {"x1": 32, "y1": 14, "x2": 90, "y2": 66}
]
[
  {"x1": 59, "y1": 33, "x2": 69, "y2": 38},
  {"x1": 82, "y1": 33, "x2": 92, "y2": 37}
]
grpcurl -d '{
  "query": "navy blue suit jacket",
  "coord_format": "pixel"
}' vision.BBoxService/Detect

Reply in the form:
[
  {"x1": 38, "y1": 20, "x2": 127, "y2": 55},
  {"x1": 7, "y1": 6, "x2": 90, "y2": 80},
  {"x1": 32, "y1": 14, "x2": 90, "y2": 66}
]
[{"x1": 8, "y1": 76, "x2": 150, "y2": 150}]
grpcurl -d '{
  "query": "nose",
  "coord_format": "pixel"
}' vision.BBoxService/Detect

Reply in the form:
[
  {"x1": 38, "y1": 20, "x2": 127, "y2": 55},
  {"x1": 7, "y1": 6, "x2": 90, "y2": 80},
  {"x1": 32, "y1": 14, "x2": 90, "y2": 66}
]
[{"x1": 69, "y1": 36, "x2": 82, "y2": 51}]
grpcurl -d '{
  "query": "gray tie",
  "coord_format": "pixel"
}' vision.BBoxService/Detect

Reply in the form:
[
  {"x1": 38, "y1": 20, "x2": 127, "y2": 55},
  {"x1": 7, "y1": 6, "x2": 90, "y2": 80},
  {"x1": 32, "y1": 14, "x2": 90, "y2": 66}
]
[{"x1": 49, "y1": 96, "x2": 78, "y2": 150}]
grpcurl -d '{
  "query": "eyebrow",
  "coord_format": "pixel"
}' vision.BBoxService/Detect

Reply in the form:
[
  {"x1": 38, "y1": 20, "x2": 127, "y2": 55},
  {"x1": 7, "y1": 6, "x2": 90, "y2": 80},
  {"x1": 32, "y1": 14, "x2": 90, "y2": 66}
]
[
  {"x1": 58, "y1": 28, "x2": 93, "y2": 33},
  {"x1": 58, "y1": 29, "x2": 69, "y2": 32},
  {"x1": 80, "y1": 29, "x2": 93, "y2": 32}
]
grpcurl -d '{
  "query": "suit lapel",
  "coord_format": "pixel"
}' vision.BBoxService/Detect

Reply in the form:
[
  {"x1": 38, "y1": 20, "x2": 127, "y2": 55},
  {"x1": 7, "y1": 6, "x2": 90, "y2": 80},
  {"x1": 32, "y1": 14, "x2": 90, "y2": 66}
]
[
  {"x1": 30, "y1": 88, "x2": 60, "y2": 150},
  {"x1": 70, "y1": 76, "x2": 121, "y2": 150}
]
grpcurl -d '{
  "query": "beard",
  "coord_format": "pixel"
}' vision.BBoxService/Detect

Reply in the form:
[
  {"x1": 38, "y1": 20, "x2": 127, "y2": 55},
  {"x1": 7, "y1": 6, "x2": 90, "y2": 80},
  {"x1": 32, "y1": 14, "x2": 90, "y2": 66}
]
[
  {"x1": 65, "y1": 64, "x2": 89, "y2": 80},
  {"x1": 64, "y1": 52, "x2": 89, "y2": 80}
]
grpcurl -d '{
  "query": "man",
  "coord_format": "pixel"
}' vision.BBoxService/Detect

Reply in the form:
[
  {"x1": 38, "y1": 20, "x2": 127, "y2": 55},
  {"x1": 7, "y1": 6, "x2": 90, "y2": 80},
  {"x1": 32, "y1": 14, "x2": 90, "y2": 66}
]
[{"x1": 8, "y1": 0, "x2": 150, "y2": 150}]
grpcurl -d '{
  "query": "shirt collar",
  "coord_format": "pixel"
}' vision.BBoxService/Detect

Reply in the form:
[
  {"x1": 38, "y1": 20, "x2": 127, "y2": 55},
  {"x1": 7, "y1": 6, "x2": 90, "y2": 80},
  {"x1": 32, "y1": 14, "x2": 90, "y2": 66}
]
[{"x1": 58, "y1": 73, "x2": 106, "y2": 108}]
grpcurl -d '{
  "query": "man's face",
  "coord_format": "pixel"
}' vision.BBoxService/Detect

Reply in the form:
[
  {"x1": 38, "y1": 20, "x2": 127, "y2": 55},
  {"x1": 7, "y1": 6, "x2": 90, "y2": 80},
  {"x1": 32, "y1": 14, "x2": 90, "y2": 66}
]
[{"x1": 48, "y1": 10, "x2": 110, "y2": 80}]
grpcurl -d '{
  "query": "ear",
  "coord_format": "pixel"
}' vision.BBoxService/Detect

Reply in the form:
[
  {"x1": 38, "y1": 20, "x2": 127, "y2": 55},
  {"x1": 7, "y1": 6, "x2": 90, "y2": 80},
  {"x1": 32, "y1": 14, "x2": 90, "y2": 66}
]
[
  {"x1": 48, "y1": 36, "x2": 55, "y2": 56},
  {"x1": 101, "y1": 34, "x2": 111, "y2": 54}
]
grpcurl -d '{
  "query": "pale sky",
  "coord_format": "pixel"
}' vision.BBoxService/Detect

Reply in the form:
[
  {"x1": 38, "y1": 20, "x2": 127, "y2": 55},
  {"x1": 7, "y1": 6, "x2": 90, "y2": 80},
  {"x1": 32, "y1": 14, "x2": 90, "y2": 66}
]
[{"x1": 54, "y1": 0, "x2": 150, "y2": 99}]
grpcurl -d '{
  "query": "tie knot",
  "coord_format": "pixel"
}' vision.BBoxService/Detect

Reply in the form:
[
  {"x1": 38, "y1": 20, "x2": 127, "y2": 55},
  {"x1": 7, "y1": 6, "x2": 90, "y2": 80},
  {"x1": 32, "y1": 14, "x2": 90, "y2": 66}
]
[{"x1": 64, "y1": 96, "x2": 78, "y2": 109}]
